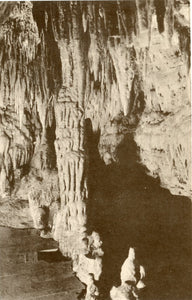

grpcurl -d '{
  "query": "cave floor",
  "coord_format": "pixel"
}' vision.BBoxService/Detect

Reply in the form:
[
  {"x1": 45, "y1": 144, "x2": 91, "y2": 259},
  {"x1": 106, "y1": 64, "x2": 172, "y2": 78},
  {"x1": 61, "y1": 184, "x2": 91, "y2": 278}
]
[{"x1": 0, "y1": 227, "x2": 83, "y2": 300}]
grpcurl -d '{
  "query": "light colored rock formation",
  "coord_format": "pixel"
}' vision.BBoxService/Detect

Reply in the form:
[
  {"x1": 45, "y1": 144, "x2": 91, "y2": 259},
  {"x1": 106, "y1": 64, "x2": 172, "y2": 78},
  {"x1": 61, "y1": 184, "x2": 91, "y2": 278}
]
[
  {"x1": 0, "y1": 1, "x2": 190, "y2": 298},
  {"x1": 0, "y1": 196, "x2": 33, "y2": 228},
  {"x1": 121, "y1": 247, "x2": 145, "y2": 289},
  {"x1": 134, "y1": 4, "x2": 191, "y2": 197},
  {"x1": 110, "y1": 247, "x2": 145, "y2": 300},
  {"x1": 0, "y1": 2, "x2": 16, "y2": 25},
  {"x1": 110, "y1": 283, "x2": 137, "y2": 300},
  {"x1": 17, "y1": 169, "x2": 60, "y2": 230},
  {"x1": 85, "y1": 274, "x2": 99, "y2": 300},
  {"x1": 73, "y1": 232, "x2": 103, "y2": 298},
  {"x1": 51, "y1": 3, "x2": 90, "y2": 258}
]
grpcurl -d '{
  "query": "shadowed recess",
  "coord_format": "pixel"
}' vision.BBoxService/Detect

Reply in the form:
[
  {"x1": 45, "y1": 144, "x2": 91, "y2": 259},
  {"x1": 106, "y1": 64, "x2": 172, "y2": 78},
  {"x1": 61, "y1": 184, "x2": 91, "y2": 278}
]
[{"x1": 86, "y1": 121, "x2": 192, "y2": 300}]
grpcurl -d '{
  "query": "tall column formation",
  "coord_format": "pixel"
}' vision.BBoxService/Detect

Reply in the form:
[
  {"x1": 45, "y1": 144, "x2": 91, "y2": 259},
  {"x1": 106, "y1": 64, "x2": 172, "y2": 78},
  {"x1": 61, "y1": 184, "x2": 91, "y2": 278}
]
[
  {"x1": 52, "y1": 7, "x2": 104, "y2": 294},
  {"x1": 53, "y1": 2, "x2": 88, "y2": 256},
  {"x1": 54, "y1": 91, "x2": 88, "y2": 255}
]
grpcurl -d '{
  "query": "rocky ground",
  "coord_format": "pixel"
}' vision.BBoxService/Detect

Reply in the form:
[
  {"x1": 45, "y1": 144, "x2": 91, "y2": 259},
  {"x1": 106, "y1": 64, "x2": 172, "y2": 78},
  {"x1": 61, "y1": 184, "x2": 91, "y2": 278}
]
[{"x1": 0, "y1": 226, "x2": 83, "y2": 300}]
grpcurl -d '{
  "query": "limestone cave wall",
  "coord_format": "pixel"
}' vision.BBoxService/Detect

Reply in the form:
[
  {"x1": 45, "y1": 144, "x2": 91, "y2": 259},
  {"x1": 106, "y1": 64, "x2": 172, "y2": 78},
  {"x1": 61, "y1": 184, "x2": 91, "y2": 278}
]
[
  {"x1": 0, "y1": 0, "x2": 190, "y2": 219},
  {"x1": 0, "y1": 1, "x2": 191, "y2": 298}
]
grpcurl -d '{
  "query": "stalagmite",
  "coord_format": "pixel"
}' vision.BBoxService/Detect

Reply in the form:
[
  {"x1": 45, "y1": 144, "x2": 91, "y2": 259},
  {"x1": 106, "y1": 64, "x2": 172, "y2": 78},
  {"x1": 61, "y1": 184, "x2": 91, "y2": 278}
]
[
  {"x1": 110, "y1": 247, "x2": 145, "y2": 300},
  {"x1": 120, "y1": 247, "x2": 145, "y2": 289}
]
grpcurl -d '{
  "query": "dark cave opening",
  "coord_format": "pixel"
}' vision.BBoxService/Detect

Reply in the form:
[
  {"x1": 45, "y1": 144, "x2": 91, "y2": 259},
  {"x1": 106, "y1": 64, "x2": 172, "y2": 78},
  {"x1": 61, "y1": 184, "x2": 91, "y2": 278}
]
[{"x1": 85, "y1": 119, "x2": 192, "y2": 300}]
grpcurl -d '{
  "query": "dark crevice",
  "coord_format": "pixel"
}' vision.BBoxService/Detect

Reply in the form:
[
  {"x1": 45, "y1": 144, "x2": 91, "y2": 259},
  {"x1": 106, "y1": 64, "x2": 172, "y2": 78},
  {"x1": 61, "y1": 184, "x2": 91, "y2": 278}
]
[
  {"x1": 154, "y1": 0, "x2": 166, "y2": 33},
  {"x1": 46, "y1": 113, "x2": 57, "y2": 170}
]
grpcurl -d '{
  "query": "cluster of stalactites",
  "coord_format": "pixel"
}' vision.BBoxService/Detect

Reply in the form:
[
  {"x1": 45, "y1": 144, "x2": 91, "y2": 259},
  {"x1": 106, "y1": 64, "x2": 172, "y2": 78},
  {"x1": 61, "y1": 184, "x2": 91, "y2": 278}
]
[
  {"x1": 0, "y1": 1, "x2": 61, "y2": 132},
  {"x1": 0, "y1": 1, "x2": 189, "y2": 131}
]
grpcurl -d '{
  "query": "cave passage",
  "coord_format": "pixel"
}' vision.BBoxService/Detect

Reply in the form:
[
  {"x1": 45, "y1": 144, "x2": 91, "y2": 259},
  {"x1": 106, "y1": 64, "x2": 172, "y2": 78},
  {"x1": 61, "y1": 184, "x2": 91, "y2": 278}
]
[{"x1": 86, "y1": 121, "x2": 192, "y2": 300}]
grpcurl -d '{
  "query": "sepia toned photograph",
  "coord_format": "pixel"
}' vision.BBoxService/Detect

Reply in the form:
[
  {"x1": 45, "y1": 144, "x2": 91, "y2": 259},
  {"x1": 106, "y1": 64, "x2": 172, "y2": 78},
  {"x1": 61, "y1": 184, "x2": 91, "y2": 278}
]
[{"x1": 0, "y1": 1, "x2": 191, "y2": 299}]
